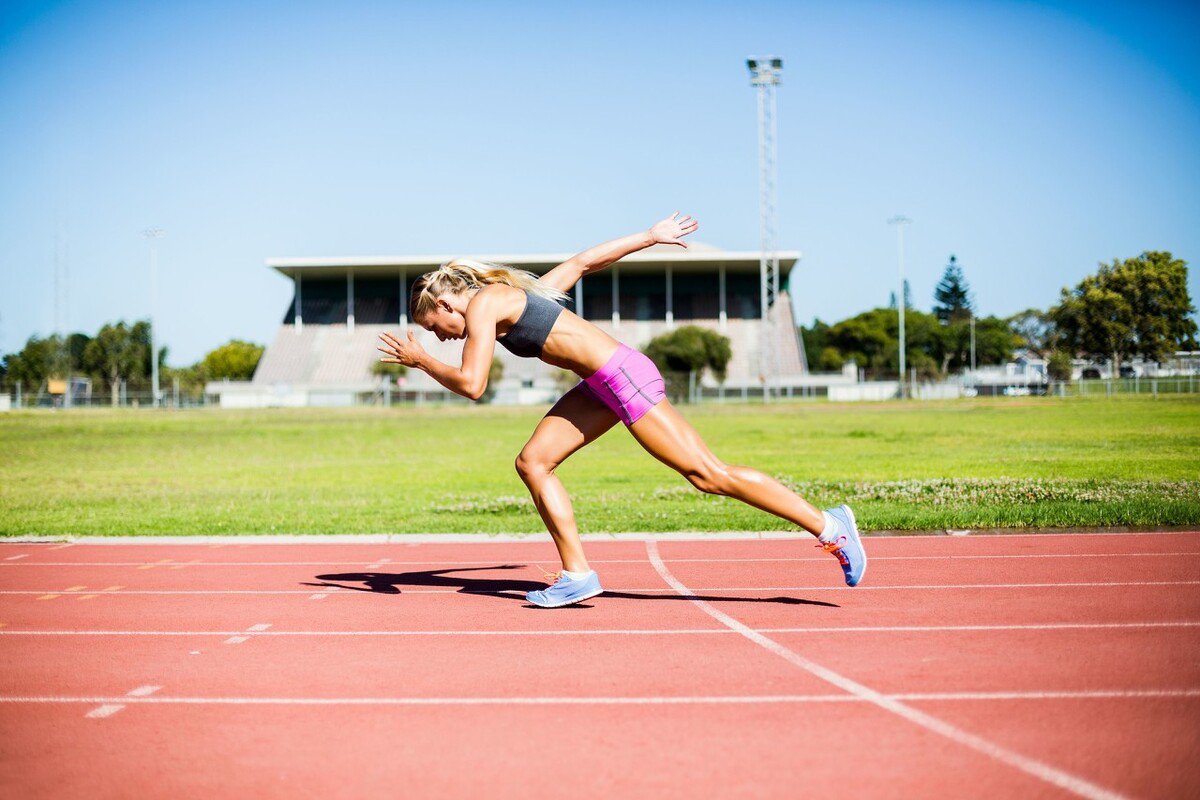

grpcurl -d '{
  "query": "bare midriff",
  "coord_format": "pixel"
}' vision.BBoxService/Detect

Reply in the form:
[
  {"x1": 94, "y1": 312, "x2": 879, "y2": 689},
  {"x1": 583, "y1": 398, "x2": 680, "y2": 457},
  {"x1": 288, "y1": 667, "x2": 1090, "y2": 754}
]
[{"x1": 487, "y1": 284, "x2": 620, "y2": 378}]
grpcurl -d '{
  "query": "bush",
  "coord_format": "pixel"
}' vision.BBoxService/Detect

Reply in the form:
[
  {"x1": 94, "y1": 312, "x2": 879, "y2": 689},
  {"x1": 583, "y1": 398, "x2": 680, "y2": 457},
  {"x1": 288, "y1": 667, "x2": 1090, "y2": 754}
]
[{"x1": 1047, "y1": 351, "x2": 1073, "y2": 382}]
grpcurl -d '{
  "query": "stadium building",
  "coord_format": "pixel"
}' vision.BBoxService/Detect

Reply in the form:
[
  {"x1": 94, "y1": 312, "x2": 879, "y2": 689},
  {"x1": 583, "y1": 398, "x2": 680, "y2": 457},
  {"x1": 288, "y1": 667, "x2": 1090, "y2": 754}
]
[{"x1": 213, "y1": 243, "x2": 854, "y2": 407}]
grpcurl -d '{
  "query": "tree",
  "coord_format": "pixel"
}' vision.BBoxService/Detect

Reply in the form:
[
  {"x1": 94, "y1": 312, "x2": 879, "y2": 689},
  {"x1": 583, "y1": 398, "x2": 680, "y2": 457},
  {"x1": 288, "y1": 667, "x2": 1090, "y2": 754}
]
[
  {"x1": 798, "y1": 319, "x2": 831, "y2": 371},
  {"x1": 479, "y1": 357, "x2": 504, "y2": 403},
  {"x1": 887, "y1": 279, "x2": 913, "y2": 310},
  {"x1": 201, "y1": 340, "x2": 264, "y2": 381},
  {"x1": 1047, "y1": 351, "x2": 1073, "y2": 382},
  {"x1": 933, "y1": 255, "x2": 973, "y2": 324},
  {"x1": 643, "y1": 325, "x2": 732, "y2": 402},
  {"x1": 82, "y1": 321, "x2": 150, "y2": 406},
  {"x1": 1007, "y1": 308, "x2": 1055, "y2": 357},
  {"x1": 822, "y1": 307, "x2": 942, "y2": 380},
  {"x1": 1053, "y1": 251, "x2": 1197, "y2": 371}
]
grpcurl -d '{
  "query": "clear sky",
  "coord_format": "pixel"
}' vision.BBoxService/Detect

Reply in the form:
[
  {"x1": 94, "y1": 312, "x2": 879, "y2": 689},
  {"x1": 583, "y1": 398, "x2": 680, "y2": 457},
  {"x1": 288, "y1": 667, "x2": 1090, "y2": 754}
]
[{"x1": 1, "y1": 0, "x2": 1197, "y2": 365}]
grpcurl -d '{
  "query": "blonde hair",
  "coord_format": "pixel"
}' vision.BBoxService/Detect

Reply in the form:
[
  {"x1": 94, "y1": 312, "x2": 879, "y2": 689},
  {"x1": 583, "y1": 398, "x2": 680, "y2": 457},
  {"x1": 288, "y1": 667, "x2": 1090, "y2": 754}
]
[{"x1": 409, "y1": 258, "x2": 570, "y2": 322}]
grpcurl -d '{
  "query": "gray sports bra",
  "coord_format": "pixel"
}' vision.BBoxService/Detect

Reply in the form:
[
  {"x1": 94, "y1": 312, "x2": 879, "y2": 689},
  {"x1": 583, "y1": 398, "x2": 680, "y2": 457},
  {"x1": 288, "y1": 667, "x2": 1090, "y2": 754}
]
[{"x1": 496, "y1": 289, "x2": 566, "y2": 359}]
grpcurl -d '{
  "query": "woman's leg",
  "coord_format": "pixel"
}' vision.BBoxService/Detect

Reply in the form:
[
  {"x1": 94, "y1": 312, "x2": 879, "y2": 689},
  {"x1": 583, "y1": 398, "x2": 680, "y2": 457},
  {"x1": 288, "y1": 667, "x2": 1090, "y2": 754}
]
[
  {"x1": 627, "y1": 399, "x2": 825, "y2": 535},
  {"x1": 515, "y1": 383, "x2": 621, "y2": 572}
]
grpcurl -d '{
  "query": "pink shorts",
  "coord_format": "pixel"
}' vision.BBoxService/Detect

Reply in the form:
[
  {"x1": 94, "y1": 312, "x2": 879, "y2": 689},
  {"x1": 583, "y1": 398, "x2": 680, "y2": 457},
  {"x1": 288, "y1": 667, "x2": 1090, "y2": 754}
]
[{"x1": 581, "y1": 344, "x2": 666, "y2": 426}]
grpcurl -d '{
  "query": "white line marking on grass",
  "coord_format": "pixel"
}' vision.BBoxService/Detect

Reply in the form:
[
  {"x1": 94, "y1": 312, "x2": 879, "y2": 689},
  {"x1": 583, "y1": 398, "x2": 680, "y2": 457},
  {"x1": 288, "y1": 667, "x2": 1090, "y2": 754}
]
[
  {"x1": 3, "y1": 622, "x2": 1196, "y2": 637},
  {"x1": 645, "y1": 540, "x2": 1127, "y2": 800},
  {"x1": 13, "y1": 688, "x2": 1199, "y2": 709}
]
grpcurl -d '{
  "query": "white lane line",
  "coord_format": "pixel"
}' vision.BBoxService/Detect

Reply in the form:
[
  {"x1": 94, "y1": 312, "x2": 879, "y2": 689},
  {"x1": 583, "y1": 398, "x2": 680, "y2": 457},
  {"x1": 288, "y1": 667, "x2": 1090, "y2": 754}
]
[
  {"x1": 4, "y1": 554, "x2": 29, "y2": 560},
  {"x1": 2, "y1": 622, "x2": 1196, "y2": 637},
  {"x1": 645, "y1": 541, "x2": 1126, "y2": 800},
  {"x1": 13, "y1": 689, "x2": 1200, "y2": 708},
  {"x1": 5, "y1": 552, "x2": 1198, "y2": 567},
  {"x1": 83, "y1": 685, "x2": 163, "y2": 718},
  {"x1": 1, "y1": 581, "x2": 1196, "y2": 595},
  {"x1": 309, "y1": 593, "x2": 329, "y2": 600},
  {"x1": 224, "y1": 623, "x2": 271, "y2": 644},
  {"x1": 85, "y1": 704, "x2": 125, "y2": 718},
  {"x1": 364, "y1": 558, "x2": 392, "y2": 570}
]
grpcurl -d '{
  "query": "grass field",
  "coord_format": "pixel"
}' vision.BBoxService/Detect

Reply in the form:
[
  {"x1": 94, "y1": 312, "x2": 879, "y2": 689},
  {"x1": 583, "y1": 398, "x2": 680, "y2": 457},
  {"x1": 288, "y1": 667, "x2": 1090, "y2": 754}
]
[{"x1": 1, "y1": 396, "x2": 1198, "y2": 536}]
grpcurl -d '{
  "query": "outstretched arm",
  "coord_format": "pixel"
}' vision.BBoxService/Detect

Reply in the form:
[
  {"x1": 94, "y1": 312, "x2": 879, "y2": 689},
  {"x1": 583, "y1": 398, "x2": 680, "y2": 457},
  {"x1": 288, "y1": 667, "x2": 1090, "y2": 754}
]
[{"x1": 539, "y1": 212, "x2": 698, "y2": 294}]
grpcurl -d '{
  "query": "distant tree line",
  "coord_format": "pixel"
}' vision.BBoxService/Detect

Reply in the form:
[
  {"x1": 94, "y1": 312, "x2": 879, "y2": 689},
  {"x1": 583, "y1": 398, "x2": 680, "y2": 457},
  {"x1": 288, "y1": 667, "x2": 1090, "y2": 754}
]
[
  {"x1": 0, "y1": 320, "x2": 264, "y2": 403},
  {"x1": 800, "y1": 251, "x2": 1197, "y2": 381}
]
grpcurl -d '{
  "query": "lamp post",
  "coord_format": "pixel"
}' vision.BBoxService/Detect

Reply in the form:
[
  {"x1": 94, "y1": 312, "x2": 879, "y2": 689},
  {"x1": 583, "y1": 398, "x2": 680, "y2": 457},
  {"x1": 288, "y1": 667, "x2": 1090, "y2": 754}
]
[
  {"x1": 748, "y1": 56, "x2": 782, "y2": 402},
  {"x1": 888, "y1": 216, "x2": 911, "y2": 398},
  {"x1": 143, "y1": 227, "x2": 165, "y2": 407}
]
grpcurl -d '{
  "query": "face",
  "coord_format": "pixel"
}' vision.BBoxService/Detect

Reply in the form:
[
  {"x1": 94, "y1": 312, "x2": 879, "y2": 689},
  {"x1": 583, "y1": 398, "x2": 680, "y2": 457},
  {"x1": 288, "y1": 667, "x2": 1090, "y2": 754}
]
[{"x1": 418, "y1": 297, "x2": 466, "y2": 341}]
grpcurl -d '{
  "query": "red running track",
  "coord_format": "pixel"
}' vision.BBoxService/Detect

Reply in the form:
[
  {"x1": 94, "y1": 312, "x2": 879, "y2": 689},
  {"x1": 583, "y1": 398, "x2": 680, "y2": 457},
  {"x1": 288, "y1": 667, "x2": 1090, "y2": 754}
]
[{"x1": 1, "y1": 532, "x2": 1198, "y2": 799}]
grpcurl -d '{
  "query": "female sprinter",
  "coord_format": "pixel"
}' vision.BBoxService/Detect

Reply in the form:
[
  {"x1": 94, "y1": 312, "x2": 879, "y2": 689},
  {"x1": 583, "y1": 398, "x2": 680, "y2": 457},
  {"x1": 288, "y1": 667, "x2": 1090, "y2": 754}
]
[{"x1": 377, "y1": 213, "x2": 866, "y2": 608}]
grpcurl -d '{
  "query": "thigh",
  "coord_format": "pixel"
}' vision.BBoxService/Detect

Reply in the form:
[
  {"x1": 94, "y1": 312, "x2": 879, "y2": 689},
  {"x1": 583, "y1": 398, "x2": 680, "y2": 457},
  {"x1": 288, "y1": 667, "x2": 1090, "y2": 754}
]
[
  {"x1": 519, "y1": 382, "x2": 621, "y2": 467},
  {"x1": 626, "y1": 398, "x2": 723, "y2": 475}
]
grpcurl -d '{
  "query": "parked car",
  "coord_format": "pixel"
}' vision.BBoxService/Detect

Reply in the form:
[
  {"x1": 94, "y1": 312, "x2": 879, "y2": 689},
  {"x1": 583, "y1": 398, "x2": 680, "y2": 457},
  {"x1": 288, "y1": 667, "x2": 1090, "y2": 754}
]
[{"x1": 1081, "y1": 367, "x2": 1102, "y2": 379}]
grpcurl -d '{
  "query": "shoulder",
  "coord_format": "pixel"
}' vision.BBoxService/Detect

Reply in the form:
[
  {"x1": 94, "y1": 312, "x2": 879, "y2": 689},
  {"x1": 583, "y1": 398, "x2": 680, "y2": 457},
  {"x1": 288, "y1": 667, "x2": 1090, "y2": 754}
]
[{"x1": 466, "y1": 283, "x2": 521, "y2": 321}]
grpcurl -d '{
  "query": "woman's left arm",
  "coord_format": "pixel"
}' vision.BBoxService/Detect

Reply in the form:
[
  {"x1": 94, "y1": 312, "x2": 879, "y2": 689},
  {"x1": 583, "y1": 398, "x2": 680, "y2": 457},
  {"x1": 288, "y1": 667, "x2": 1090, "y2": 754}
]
[{"x1": 376, "y1": 293, "x2": 499, "y2": 401}]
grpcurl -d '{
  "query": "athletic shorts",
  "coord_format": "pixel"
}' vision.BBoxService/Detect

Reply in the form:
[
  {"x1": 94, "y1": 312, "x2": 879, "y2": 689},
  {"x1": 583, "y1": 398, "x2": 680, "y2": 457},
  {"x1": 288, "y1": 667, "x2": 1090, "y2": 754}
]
[{"x1": 581, "y1": 344, "x2": 666, "y2": 427}]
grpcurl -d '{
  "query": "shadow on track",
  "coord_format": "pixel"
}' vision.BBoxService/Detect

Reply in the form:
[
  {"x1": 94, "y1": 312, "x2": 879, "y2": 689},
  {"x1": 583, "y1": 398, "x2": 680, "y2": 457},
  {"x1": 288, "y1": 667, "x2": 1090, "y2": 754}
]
[{"x1": 302, "y1": 565, "x2": 838, "y2": 608}]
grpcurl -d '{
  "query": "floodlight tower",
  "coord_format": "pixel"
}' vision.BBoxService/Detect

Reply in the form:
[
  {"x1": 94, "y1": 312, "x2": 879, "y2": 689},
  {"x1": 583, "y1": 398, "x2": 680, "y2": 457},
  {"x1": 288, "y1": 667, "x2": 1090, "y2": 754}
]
[
  {"x1": 143, "y1": 227, "x2": 165, "y2": 408},
  {"x1": 748, "y1": 56, "x2": 782, "y2": 401},
  {"x1": 888, "y1": 215, "x2": 911, "y2": 398}
]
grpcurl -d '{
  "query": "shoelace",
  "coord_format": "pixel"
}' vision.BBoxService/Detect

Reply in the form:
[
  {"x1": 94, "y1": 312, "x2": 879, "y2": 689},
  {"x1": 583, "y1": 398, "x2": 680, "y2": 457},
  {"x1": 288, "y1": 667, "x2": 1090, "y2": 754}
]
[
  {"x1": 533, "y1": 564, "x2": 561, "y2": 585},
  {"x1": 816, "y1": 537, "x2": 850, "y2": 566}
]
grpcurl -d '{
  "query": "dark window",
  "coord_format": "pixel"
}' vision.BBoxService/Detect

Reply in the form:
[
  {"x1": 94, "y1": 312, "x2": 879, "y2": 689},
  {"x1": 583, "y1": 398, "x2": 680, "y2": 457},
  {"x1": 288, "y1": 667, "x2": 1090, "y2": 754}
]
[
  {"x1": 284, "y1": 278, "x2": 347, "y2": 325},
  {"x1": 354, "y1": 278, "x2": 402, "y2": 324},
  {"x1": 672, "y1": 271, "x2": 720, "y2": 320},
  {"x1": 725, "y1": 272, "x2": 762, "y2": 318}
]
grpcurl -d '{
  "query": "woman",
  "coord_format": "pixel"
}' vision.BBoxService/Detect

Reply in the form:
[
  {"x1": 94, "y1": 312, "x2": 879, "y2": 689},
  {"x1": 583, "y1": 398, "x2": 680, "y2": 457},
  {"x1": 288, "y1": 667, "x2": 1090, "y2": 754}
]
[{"x1": 378, "y1": 213, "x2": 866, "y2": 608}]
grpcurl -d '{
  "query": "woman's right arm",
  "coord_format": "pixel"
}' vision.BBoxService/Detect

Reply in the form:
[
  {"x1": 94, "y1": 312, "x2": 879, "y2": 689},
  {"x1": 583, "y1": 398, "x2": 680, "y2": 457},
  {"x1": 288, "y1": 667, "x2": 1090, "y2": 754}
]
[{"x1": 539, "y1": 212, "x2": 698, "y2": 294}]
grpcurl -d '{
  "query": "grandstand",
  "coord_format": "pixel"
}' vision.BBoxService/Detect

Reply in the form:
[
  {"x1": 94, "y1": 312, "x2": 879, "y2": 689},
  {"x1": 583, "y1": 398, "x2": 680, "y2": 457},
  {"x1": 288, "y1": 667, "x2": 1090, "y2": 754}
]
[{"x1": 215, "y1": 243, "x2": 827, "y2": 407}]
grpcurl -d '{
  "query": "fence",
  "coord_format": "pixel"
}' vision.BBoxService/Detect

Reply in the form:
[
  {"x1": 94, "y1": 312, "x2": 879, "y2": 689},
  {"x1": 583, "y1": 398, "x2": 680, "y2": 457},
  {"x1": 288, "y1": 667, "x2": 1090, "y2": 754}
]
[
  {"x1": 4, "y1": 374, "x2": 1198, "y2": 410},
  {"x1": 0, "y1": 380, "x2": 209, "y2": 410}
]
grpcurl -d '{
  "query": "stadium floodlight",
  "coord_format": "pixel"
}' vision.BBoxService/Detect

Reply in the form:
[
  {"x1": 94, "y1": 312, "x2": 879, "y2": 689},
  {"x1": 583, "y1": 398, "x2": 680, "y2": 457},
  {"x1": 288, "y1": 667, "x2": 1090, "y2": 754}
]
[
  {"x1": 143, "y1": 227, "x2": 165, "y2": 408},
  {"x1": 888, "y1": 216, "x2": 911, "y2": 398},
  {"x1": 748, "y1": 55, "x2": 783, "y2": 401}
]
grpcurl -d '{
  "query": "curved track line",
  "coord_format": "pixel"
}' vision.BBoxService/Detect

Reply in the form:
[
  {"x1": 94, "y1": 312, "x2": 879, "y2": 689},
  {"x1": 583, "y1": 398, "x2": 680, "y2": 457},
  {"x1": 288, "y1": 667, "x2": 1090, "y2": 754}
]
[{"x1": 644, "y1": 540, "x2": 1126, "y2": 800}]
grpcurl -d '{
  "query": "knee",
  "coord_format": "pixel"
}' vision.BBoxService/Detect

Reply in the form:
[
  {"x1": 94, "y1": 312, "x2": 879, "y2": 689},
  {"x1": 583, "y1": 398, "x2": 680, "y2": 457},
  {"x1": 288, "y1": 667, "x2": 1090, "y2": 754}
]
[
  {"x1": 685, "y1": 462, "x2": 732, "y2": 495},
  {"x1": 514, "y1": 450, "x2": 553, "y2": 482}
]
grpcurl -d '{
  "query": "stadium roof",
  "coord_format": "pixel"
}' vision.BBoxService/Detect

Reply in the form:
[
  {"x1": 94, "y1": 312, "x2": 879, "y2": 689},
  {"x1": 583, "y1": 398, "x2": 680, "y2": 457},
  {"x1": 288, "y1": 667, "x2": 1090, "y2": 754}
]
[{"x1": 266, "y1": 242, "x2": 801, "y2": 280}]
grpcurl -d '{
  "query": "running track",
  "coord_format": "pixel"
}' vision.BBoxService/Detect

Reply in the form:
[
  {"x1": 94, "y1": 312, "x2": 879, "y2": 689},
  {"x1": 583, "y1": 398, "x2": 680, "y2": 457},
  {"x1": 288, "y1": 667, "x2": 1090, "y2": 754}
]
[{"x1": 1, "y1": 532, "x2": 1198, "y2": 799}]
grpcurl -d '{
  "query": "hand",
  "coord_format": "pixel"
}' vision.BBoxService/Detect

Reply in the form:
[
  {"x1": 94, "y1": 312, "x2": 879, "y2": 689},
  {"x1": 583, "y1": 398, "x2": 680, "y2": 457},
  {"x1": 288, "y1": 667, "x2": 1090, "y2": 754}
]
[
  {"x1": 377, "y1": 330, "x2": 427, "y2": 369},
  {"x1": 649, "y1": 211, "x2": 699, "y2": 248}
]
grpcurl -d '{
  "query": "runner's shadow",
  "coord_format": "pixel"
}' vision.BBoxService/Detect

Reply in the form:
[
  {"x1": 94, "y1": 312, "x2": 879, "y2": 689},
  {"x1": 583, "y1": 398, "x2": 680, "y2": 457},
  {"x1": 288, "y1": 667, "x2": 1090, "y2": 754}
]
[{"x1": 302, "y1": 565, "x2": 838, "y2": 608}]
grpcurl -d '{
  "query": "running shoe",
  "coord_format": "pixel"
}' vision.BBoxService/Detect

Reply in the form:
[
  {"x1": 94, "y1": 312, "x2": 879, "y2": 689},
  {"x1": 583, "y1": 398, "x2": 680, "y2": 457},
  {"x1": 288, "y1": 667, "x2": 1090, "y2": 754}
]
[
  {"x1": 820, "y1": 504, "x2": 867, "y2": 587},
  {"x1": 526, "y1": 571, "x2": 603, "y2": 608}
]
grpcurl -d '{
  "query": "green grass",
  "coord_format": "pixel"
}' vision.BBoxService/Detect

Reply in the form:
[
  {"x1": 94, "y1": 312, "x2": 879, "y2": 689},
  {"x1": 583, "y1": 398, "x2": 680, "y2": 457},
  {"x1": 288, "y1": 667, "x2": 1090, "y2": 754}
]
[{"x1": 1, "y1": 396, "x2": 1198, "y2": 536}]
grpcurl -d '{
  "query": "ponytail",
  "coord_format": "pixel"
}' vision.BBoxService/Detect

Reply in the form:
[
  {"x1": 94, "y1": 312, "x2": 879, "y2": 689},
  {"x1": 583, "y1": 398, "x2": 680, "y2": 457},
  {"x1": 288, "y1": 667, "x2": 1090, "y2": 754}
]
[{"x1": 409, "y1": 258, "x2": 569, "y2": 321}]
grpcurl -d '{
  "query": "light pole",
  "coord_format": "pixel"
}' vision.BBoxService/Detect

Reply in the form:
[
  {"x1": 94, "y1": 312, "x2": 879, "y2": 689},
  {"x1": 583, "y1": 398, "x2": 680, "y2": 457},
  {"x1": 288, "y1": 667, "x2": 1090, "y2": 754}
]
[
  {"x1": 887, "y1": 216, "x2": 911, "y2": 397},
  {"x1": 748, "y1": 56, "x2": 782, "y2": 402},
  {"x1": 143, "y1": 227, "x2": 165, "y2": 408}
]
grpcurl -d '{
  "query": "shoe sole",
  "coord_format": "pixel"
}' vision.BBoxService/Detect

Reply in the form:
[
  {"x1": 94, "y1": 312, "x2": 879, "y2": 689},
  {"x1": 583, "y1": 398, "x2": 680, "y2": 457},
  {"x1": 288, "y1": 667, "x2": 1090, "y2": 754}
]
[
  {"x1": 527, "y1": 587, "x2": 604, "y2": 609},
  {"x1": 841, "y1": 503, "x2": 867, "y2": 587}
]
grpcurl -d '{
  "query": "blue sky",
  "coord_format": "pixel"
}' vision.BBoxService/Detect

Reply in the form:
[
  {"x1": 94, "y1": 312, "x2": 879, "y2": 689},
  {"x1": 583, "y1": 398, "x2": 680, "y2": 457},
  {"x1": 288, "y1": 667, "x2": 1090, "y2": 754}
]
[{"x1": 1, "y1": 0, "x2": 1197, "y2": 364}]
